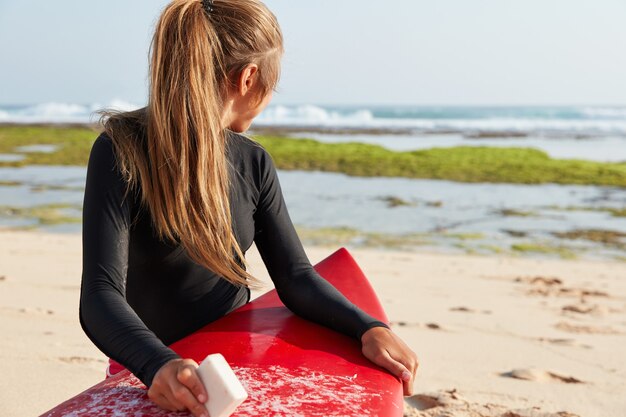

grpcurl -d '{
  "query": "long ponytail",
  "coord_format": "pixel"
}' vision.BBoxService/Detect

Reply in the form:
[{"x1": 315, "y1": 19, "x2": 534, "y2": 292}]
[{"x1": 99, "y1": 0, "x2": 283, "y2": 288}]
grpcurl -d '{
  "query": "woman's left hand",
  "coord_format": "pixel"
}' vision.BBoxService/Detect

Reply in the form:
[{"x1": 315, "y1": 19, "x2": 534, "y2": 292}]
[{"x1": 360, "y1": 326, "x2": 419, "y2": 396}]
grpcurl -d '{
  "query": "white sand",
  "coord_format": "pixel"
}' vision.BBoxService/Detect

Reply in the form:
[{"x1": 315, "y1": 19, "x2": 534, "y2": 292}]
[{"x1": 0, "y1": 229, "x2": 624, "y2": 417}]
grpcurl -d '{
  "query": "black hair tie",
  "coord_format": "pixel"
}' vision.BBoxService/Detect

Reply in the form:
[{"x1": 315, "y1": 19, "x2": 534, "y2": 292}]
[{"x1": 202, "y1": 0, "x2": 215, "y2": 13}]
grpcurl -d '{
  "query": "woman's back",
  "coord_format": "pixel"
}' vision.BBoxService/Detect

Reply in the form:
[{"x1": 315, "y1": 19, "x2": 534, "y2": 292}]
[{"x1": 80, "y1": 130, "x2": 292, "y2": 384}]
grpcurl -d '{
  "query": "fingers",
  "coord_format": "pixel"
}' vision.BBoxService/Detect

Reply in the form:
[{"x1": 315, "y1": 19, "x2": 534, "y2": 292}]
[
  {"x1": 401, "y1": 350, "x2": 419, "y2": 396},
  {"x1": 158, "y1": 394, "x2": 185, "y2": 412},
  {"x1": 175, "y1": 362, "x2": 210, "y2": 417},
  {"x1": 148, "y1": 358, "x2": 209, "y2": 417},
  {"x1": 168, "y1": 380, "x2": 208, "y2": 417},
  {"x1": 148, "y1": 388, "x2": 183, "y2": 412},
  {"x1": 379, "y1": 350, "x2": 411, "y2": 380},
  {"x1": 375, "y1": 350, "x2": 414, "y2": 396},
  {"x1": 409, "y1": 354, "x2": 419, "y2": 395},
  {"x1": 361, "y1": 328, "x2": 419, "y2": 396},
  {"x1": 177, "y1": 362, "x2": 208, "y2": 403},
  {"x1": 398, "y1": 348, "x2": 419, "y2": 396}
]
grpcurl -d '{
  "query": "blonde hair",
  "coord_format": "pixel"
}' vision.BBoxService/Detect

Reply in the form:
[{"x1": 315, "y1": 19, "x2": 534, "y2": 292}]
[{"x1": 98, "y1": 0, "x2": 283, "y2": 288}]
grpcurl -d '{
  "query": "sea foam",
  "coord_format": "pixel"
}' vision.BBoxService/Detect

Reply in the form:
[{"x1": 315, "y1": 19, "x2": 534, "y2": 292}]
[
  {"x1": 0, "y1": 100, "x2": 141, "y2": 124},
  {"x1": 1, "y1": 102, "x2": 626, "y2": 137}
]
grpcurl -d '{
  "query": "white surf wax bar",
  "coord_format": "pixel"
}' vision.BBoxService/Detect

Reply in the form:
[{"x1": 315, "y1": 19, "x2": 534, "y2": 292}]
[{"x1": 196, "y1": 353, "x2": 248, "y2": 417}]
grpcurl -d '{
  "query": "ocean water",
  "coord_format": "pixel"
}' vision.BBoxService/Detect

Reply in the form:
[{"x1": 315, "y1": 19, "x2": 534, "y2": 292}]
[
  {"x1": 1, "y1": 165, "x2": 624, "y2": 260},
  {"x1": 256, "y1": 104, "x2": 626, "y2": 137},
  {"x1": 2, "y1": 102, "x2": 626, "y2": 137},
  {"x1": 1, "y1": 102, "x2": 624, "y2": 259},
  {"x1": 292, "y1": 133, "x2": 626, "y2": 162}
]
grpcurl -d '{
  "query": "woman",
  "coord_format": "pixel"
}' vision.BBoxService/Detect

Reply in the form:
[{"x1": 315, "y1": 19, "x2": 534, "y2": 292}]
[{"x1": 80, "y1": 0, "x2": 418, "y2": 415}]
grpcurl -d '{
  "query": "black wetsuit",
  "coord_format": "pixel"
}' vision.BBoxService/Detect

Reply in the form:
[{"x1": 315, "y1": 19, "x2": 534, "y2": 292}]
[{"x1": 79, "y1": 131, "x2": 388, "y2": 388}]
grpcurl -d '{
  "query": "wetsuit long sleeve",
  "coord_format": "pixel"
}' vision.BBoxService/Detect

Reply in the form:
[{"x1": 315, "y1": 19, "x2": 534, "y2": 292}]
[
  {"x1": 79, "y1": 132, "x2": 387, "y2": 390},
  {"x1": 253, "y1": 148, "x2": 389, "y2": 340},
  {"x1": 79, "y1": 137, "x2": 180, "y2": 387}
]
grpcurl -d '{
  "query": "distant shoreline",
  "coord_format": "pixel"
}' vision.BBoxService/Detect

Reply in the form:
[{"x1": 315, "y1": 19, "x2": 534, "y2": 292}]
[
  {"x1": 0, "y1": 121, "x2": 417, "y2": 136},
  {"x1": 0, "y1": 122, "x2": 622, "y2": 139}
]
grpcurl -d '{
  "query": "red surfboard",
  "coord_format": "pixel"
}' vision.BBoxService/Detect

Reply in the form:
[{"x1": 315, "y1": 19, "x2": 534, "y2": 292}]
[{"x1": 40, "y1": 247, "x2": 403, "y2": 416}]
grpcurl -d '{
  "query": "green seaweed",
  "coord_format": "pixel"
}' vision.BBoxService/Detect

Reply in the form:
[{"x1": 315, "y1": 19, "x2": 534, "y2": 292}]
[
  {"x1": 3, "y1": 125, "x2": 626, "y2": 186},
  {"x1": 0, "y1": 203, "x2": 82, "y2": 226},
  {"x1": 478, "y1": 244, "x2": 505, "y2": 254},
  {"x1": 607, "y1": 208, "x2": 626, "y2": 217},
  {"x1": 361, "y1": 232, "x2": 431, "y2": 248},
  {"x1": 253, "y1": 135, "x2": 626, "y2": 187},
  {"x1": 0, "y1": 125, "x2": 98, "y2": 167},
  {"x1": 452, "y1": 242, "x2": 478, "y2": 255},
  {"x1": 495, "y1": 208, "x2": 538, "y2": 217},
  {"x1": 444, "y1": 232, "x2": 485, "y2": 240},
  {"x1": 545, "y1": 205, "x2": 626, "y2": 218},
  {"x1": 377, "y1": 196, "x2": 416, "y2": 208},
  {"x1": 511, "y1": 242, "x2": 578, "y2": 259},
  {"x1": 30, "y1": 184, "x2": 85, "y2": 192},
  {"x1": 294, "y1": 226, "x2": 360, "y2": 245},
  {"x1": 552, "y1": 229, "x2": 626, "y2": 248},
  {"x1": 502, "y1": 229, "x2": 528, "y2": 238},
  {"x1": 293, "y1": 226, "x2": 431, "y2": 249}
]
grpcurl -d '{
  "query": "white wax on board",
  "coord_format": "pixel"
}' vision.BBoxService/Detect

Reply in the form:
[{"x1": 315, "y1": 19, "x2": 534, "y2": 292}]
[{"x1": 196, "y1": 353, "x2": 248, "y2": 417}]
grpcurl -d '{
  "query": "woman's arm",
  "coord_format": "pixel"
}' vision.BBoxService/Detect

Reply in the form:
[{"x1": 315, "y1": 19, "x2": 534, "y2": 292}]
[
  {"x1": 79, "y1": 134, "x2": 181, "y2": 387},
  {"x1": 252, "y1": 148, "x2": 389, "y2": 340},
  {"x1": 80, "y1": 134, "x2": 210, "y2": 415},
  {"x1": 252, "y1": 148, "x2": 418, "y2": 395}
]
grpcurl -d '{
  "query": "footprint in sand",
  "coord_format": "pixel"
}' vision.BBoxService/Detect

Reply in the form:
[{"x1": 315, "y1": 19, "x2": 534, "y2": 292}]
[
  {"x1": 516, "y1": 276, "x2": 563, "y2": 286},
  {"x1": 391, "y1": 321, "x2": 444, "y2": 330},
  {"x1": 449, "y1": 306, "x2": 492, "y2": 314},
  {"x1": 554, "y1": 321, "x2": 619, "y2": 335},
  {"x1": 561, "y1": 304, "x2": 609, "y2": 317},
  {"x1": 500, "y1": 368, "x2": 585, "y2": 384},
  {"x1": 515, "y1": 276, "x2": 609, "y2": 300},
  {"x1": 450, "y1": 306, "x2": 473, "y2": 312},
  {"x1": 404, "y1": 389, "x2": 582, "y2": 417},
  {"x1": 535, "y1": 337, "x2": 592, "y2": 349},
  {"x1": 404, "y1": 389, "x2": 466, "y2": 412},
  {"x1": 18, "y1": 307, "x2": 54, "y2": 315},
  {"x1": 58, "y1": 356, "x2": 106, "y2": 365},
  {"x1": 405, "y1": 394, "x2": 443, "y2": 413}
]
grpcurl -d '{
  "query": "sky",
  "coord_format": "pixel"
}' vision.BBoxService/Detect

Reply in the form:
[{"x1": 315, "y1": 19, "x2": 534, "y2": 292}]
[{"x1": 0, "y1": 0, "x2": 625, "y2": 106}]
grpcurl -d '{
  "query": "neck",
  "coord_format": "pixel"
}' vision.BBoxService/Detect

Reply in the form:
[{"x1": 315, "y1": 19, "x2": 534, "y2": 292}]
[{"x1": 220, "y1": 97, "x2": 235, "y2": 130}]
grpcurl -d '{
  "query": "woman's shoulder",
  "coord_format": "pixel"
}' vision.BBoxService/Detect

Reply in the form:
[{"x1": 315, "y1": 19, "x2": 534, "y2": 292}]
[
  {"x1": 227, "y1": 131, "x2": 268, "y2": 156},
  {"x1": 87, "y1": 132, "x2": 116, "y2": 168},
  {"x1": 227, "y1": 131, "x2": 278, "y2": 192},
  {"x1": 227, "y1": 131, "x2": 275, "y2": 169},
  {"x1": 85, "y1": 131, "x2": 130, "y2": 189},
  {"x1": 92, "y1": 130, "x2": 113, "y2": 147}
]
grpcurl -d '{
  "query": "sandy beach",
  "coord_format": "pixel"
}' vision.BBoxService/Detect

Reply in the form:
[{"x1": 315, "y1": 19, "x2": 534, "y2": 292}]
[
  {"x1": 3, "y1": 0, "x2": 626, "y2": 416},
  {"x1": 1, "y1": 229, "x2": 625, "y2": 417}
]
